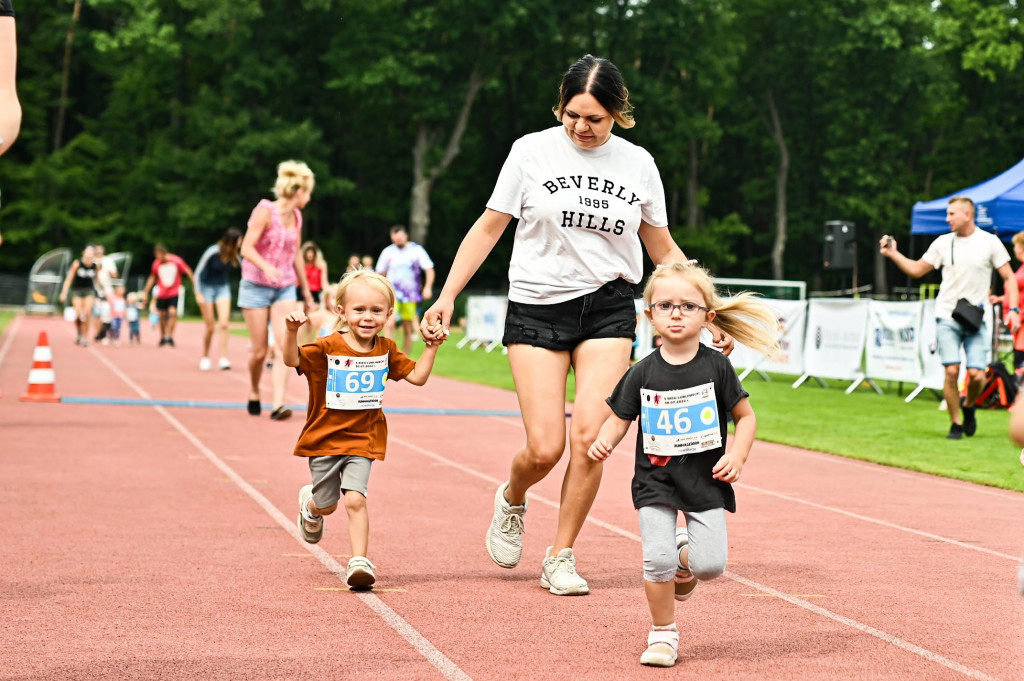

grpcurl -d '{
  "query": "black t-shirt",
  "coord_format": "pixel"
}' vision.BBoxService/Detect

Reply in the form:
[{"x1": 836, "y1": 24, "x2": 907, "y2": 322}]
[
  {"x1": 606, "y1": 344, "x2": 749, "y2": 513},
  {"x1": 0, "y1": 1, "x2": 14, "y2": 17}
]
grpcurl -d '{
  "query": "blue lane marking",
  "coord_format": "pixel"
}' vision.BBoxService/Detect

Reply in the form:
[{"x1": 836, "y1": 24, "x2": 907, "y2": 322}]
[{"x1": 59, "y1": 396, "x2": 572, "y2": 418}]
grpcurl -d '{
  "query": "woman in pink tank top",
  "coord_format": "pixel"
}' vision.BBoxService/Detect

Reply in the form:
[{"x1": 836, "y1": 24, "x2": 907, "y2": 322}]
[{"x1": 239, "y1": 160, "x2": 316, "y2": 421}]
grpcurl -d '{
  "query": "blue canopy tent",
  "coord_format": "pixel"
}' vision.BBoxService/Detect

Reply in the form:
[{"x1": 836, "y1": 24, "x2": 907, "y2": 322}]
[{"x1": 910, "y1": 157, "x2": 1024, "y2": 239}]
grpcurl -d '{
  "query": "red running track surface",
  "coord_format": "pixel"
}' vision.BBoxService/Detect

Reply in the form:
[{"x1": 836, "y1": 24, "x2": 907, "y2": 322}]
[{"x1": 2, "y1": 315, "x2": 1023, "y2": 681}]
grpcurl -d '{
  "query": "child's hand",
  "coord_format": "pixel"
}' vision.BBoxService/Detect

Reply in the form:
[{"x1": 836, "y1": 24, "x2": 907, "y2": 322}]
[
  {"x1": 588, "y1": 438, "x2": 614, "y2": 462},
  {"x1": 712, "y1": 453, "x2": 743, "y2": 482},
  {"x1": 285, "y1": 310, "x2": 308, "y2": 331}
]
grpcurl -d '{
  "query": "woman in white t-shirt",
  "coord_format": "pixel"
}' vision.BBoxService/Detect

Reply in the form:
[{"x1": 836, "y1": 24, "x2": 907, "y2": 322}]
[{"x1": 421, "y1": 54, "x2": 731, "y2": 596}]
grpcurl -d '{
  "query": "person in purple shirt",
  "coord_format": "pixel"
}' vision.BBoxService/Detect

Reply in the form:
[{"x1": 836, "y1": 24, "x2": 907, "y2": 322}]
[{"x1": 375, "y1": 225, "x2": 434, "y2": 356}]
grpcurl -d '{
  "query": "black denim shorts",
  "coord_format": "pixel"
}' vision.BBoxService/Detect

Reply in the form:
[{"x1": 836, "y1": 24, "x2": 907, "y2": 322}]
[{"x1": 502, "y1": 278, "x2": 637, "y2": 351}]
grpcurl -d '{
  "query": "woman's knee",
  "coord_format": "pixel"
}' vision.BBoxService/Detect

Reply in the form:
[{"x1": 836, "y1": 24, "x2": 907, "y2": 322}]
[{"x1": 520, "y1": 439, "x2": 566, "y2": 472}]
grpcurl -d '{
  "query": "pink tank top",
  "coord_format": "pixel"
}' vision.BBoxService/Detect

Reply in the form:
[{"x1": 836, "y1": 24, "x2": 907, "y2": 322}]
[{"x1": 241, "y1": 199, "x2": 302, "y2": 288}]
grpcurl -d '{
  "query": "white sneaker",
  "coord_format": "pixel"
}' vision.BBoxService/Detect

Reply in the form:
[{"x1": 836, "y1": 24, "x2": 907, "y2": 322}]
[
  {"x1": 199, "y1": 357, "x2": 212, "y2": 371},
  {"x1": 675, "y1": 526, "x2": 698, "y2": 601},
  {"x1": 218, "y1": 357, "x2": 232, "y2": 370},
  {"x1": 640, "y1": 626, "x2": 679, "y2": 667},
  {"x1": 296, "y1": 485, "x2": 323, "y2": 544},
  {"x1": 346, "y1": 556, "x2": 376, "y2": 590},
  {"x1": 540, "y1": 546, "x2": 589, "y2": 595},
  {"x1": 485, "y1": 481, "x2": 526, "y2": 568}
]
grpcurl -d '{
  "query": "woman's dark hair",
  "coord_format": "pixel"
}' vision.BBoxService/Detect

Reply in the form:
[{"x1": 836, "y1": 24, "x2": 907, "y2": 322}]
[
  {"x1": 218, "y1": 227, "x2": 242, "y2": 266},
  {"x1": 553, "y1": 55, "x2": 635, "y2": 129}
]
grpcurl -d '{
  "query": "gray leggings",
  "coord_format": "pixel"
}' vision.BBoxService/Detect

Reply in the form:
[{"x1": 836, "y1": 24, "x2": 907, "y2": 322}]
[{"x1": 638, "y1": 504, "x2": 728, "y2": 583}]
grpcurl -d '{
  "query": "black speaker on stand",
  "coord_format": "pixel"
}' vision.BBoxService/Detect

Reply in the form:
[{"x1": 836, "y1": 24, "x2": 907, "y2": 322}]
[{"x1": 824, "y1": 221, "x2": 857, "y2": 294}]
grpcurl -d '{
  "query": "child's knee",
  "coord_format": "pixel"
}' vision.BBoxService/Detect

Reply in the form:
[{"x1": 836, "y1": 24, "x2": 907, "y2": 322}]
[
  {"x1": 689, "y1": 552, "x2": 727, "y2": 581},
  {"x1": 643, "y1": 546, "x2": 677, "y2": 583},
  {"x1": 343, "y1": 490, "x2": 367, "y2": 513}
]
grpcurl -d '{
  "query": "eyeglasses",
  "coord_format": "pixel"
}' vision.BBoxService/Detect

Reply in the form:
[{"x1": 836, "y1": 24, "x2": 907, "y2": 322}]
[{"x1": 649, "y1": 300, "x2": 709, "y2": 316}]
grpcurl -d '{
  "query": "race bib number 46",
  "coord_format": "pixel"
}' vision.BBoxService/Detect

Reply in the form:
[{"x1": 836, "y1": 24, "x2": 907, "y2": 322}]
[
  {"x1": 325, "y1": 354, "x2": 389, "y2": 410},
  {"x1": 640, "y1": 382, "x2": 722, "y2": 456}
]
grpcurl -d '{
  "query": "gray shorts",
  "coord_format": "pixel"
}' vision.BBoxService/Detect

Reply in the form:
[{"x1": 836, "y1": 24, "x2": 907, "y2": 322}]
[{"x1": 308, "y1": 455, "x2": 373, "y2": 507}]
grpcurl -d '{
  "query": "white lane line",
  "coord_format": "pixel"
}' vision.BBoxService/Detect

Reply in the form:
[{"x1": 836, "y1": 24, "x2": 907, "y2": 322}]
[
  {"x1": 0, "y1": 314, "x2": 23, "y2": 368},
  {"x1": 390, "y1": 435, "x2": 1001, "y2": 681},
  {"x1": 88, "y1": 348, "x2": 473, "y2": 681},
  {"x1": 739, "y1": 483, "x2": 1020, "y2": 561}
]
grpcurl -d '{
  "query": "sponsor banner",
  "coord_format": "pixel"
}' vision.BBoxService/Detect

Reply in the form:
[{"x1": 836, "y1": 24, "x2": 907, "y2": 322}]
[
  {"x1": 865, "y1": 300, "x2": 923, "y2": 382},
  {"x1": 803, "y1": 299, "x2": 870, "y2": 380},
  {"x1": 728, "y1": 299, "x2": 807, "y2": 376},
  {"x1": 465, "y1": 295, "x2": 507, "y2": 344}
]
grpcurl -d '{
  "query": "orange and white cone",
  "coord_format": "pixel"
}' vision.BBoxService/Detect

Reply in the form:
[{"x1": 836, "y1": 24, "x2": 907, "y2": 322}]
[{"x1": 20, "y1": 331, "x2": 61, "y2": 402}]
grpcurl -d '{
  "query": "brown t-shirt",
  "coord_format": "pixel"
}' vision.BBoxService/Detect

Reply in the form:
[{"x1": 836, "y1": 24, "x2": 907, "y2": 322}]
[{"x1": 294, "y1": 332, "x2": 416, "y2": 460}]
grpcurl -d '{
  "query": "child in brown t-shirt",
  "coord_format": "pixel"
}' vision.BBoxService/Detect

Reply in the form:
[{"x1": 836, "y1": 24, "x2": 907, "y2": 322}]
[{"x1": 283, "y1": 269, "x2": 440, "y2": 589}]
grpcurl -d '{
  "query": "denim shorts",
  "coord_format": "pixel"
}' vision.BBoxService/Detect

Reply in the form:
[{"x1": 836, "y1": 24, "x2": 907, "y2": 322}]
[
  {"x1": 199, "y1": 282, "x2": 231, "y2": 303},
  {"x1": 237, "y1": 279, "x2": 296, "y2": 309},
  {"x1": 308, "y1": 455, "x2": 373, "y2": 506},
  {"x1": 935, "y1": 317, "x2": 989, "y2": 370},
  {"x1": 502, "y1": 278, "x2": 637, "y2": 351}
]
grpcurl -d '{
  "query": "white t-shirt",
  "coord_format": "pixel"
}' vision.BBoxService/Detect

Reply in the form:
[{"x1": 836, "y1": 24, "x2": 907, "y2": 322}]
[
  {"x1": 921, "y1": 228, "x2": 1010, "y2": 318},
  {"x1": 487, "y1": 126, "x2": 669, "y2": 304}
]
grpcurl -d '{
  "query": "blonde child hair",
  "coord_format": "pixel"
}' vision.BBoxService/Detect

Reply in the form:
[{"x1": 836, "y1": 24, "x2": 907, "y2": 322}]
[
  {"x1": 643, "y1": 262, "x2": 781, "y2": 358},
  {"x1": 331, "y1": 269, "x2": 396, "y2": 334}
]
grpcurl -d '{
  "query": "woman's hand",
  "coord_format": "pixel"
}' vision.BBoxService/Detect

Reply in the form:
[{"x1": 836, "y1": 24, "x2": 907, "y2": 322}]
[
  {"x1": 262, "y1": 264, "x2": 282, "y2": 284},
  {"x1": 420, "y1": 296, "x2": 454, "y2": 346}
]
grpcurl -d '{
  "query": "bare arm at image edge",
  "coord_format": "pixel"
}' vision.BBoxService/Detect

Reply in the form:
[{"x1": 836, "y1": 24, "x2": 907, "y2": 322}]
[{"x1": 0, "y1": 3, "x2": 21, "y2": 157}]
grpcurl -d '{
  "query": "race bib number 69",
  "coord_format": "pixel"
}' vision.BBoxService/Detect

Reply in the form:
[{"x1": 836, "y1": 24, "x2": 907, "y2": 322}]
[
  {"x1": 640, "y1": 382, "x2": 722, "y2": 456},
  {"x1": 325, "y1": 354, "x2": 389, "y2": 410}
]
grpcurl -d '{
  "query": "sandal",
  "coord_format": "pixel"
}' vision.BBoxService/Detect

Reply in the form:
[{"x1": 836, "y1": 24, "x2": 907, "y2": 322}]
[{"x1": 639, "y1": 627, "x2": 679, "y2": 667}]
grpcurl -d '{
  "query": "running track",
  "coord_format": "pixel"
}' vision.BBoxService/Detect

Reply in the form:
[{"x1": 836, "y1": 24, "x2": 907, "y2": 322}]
[{"x1": 2, "y1": 314, "x2": 1022, "y2": 681}]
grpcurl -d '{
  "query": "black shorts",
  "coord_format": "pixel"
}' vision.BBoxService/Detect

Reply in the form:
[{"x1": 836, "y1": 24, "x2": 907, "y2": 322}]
[
  {"x1": 310, "y1": 289, "x2": 321, "y2": 304},
  {"x1": 155, "y1": 296, "x2": 177, "y2": 311},
  {"x1": 502, "y1": 278, "x2": 637, "y2": 352}
]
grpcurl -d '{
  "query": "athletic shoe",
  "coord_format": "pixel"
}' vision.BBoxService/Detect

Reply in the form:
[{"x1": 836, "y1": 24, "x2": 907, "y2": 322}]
[
  {"x1": 167, "y1": 338, "x2": 175, "y2": 347},
  {"x1": 640, "y1": 626, "x2": 679, "y2": 667},
  {"x1": 218, "y1": 357, "x2": 232, "y2": 370},
  {"x1": 485, "y1": 481, "x2": 526, "y2": 568},
  {"x1": 674, "y1": 526, "x2": 699, "y2": 601},
  {"x1": 199, "y1": 357, "x2": 212, "y2": 371},
  {"x1": 247, "y1": 399, "x2": 261, "y2": 416},
  {"x1": 346, "y1": 556, "x2": 376, "y2": 590},
  {"x1": 296, "y1": 485, "x2": 323, "y2": 544},
  {"x1": 947, "y1": 423, "x2": 964, "y2": 440},
  {"x1": 540, "y1": 546, "x2": 589, "y2": 595},
  {"x1": 270, "y1": 406, "x2": 292, "y2": 421},
  {"x1": 961, "y1": 398, "x2": 977, "y2": 437}
]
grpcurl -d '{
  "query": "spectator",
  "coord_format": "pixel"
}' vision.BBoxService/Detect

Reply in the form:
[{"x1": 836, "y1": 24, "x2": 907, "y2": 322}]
[
  {"x1": 238, "y1": 160, "x2": 316, "y2": 420},
  {"x1": 142, "y1": 244, "x2": 203, "y2": 347},
  {"x1": 881, "y1": 196, "x2": 1020, "y2": 439},
  {"x1": 376, "y1": 225, "x2": 434, "y2": 356},
  {"x1": 194, "y1": 228, "x2": 242, "y2": 371}
]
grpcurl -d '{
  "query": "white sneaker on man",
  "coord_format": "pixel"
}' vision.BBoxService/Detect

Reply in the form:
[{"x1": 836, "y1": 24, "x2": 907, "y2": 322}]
[
  {"x1": 485, "y1": 481, "x2": 526, "y2": 568},
  {"x1": 199, "y1": 357, "x2": 212, "y2": 371},
  {"x1": 218, "y1": 357, "x2": 232, "y2": 370},
  {"x1": 540, "y1": 546, "x2": 589, "y2": 595}
]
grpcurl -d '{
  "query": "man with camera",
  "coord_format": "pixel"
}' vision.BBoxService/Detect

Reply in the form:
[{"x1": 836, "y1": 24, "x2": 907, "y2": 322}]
[{"x1": 881, "y1": 196, "x2": 1020, "y2": 439}]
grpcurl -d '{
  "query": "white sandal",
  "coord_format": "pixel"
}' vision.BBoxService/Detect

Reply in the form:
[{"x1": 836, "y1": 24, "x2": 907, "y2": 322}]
[{"x1": 640, "y1": 627, "x2": 679, "y2": 667}]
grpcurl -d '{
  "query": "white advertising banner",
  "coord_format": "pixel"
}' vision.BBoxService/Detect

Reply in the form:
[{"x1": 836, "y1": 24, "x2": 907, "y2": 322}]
[
  {"x1": 865, "y1": 300, "x2": 924, "y2": 382},
  {"x1": 801, "y1": 298, "x2": 870, "y2": 380},
  {"x1": 729, "y1": 299, "x2": 807, "y2": 378},
  {"x1": 906, "y1": 298, "x2": 972, "y2": 401},
  {"x1": 462, "y1": 295, "x2": 507, "y2": 350}
]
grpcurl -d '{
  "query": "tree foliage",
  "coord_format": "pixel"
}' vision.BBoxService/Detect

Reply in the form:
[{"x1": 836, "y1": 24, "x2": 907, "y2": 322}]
[{"x1": 2, "y1": 0, "x2": 1024, "y2": 296}]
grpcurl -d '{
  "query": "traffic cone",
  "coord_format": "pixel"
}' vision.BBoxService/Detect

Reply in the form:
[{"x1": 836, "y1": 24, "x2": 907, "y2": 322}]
[{"x1": 20, "y1": 331, "x2": 61, "y2": 402}]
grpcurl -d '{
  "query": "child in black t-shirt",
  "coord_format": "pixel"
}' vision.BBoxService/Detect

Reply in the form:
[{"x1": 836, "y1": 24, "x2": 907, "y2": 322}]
[{"x1": 588, "y1": 262, "x2": 779, "y2": 668}]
